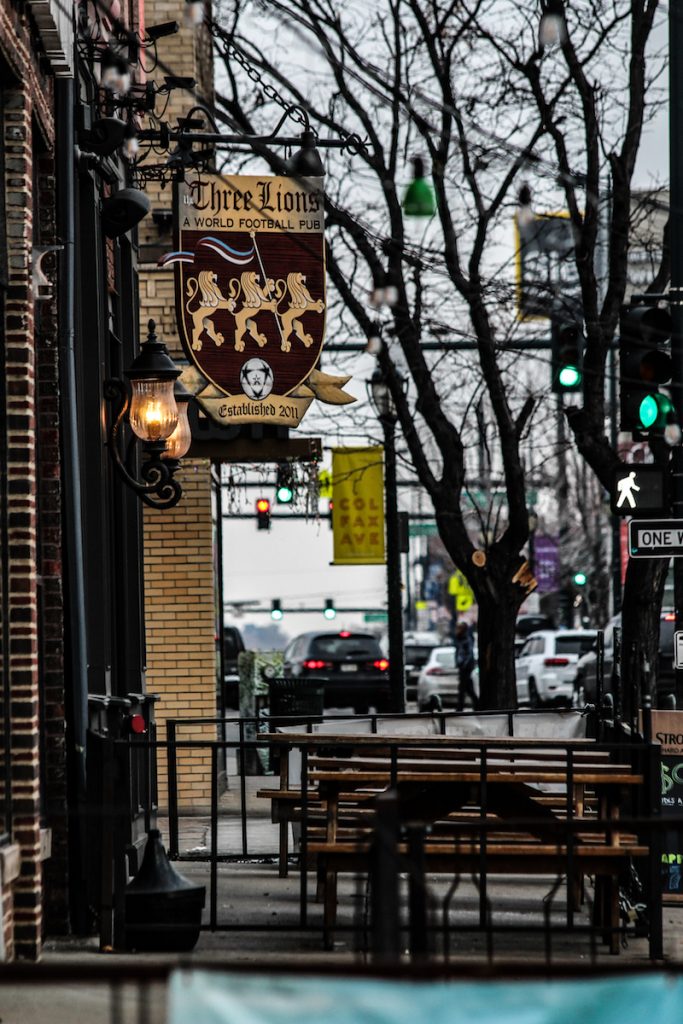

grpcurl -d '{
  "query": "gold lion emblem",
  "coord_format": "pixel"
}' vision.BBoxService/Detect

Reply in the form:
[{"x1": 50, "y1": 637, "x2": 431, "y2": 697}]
[
  {"x1": 275, "y1": 272, "x2": 325, "y2": 352},
  {"x1": 227, "y1": 272, "x2": 279, "y2": 351},
  {"x1": 185, "y1": 271, "x2": 236, "y2": 351},
  {"x1": 225, "y1": 270, "x2": 324, "y2": 352}
]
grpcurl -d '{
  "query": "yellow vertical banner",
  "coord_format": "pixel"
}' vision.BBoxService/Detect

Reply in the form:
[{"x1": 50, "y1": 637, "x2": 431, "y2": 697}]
[{"x1": 332, "y1": 447, "x2": 385, "y2": 565}]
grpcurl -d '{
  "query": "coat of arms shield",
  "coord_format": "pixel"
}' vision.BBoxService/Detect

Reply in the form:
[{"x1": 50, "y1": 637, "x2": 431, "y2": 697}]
[{"x1": 164, "y1": 172, "x2": 350, "y2": 427}]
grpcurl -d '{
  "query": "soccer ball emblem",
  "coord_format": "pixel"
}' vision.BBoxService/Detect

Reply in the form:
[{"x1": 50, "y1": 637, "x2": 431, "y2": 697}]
[{"x1": 239, "y1": 358, "x2": 274, "y2": 400}]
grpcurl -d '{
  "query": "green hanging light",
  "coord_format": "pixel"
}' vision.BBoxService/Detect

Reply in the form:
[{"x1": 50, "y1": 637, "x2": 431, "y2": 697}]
[{"x1": 402, "y1": 157, "x2": 436, "y2": 217}]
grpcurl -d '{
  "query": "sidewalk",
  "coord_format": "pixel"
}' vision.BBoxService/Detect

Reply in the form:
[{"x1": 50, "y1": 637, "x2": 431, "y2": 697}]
[
  {"x1": 3, "y1": 857, "x2": 683, "y2": 1024},
  {"x1": 4, "y1": 766, "x2": 683, "y2": 1024}
]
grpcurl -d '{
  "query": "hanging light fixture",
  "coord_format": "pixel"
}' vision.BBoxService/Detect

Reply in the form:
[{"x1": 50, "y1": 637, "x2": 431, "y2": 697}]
[
  {"x1": 121, "y1": 121, "x2": 139, "y2": 160},
  {"x1": 184, "y1": 0, "x2": 204, "y2": 27},
  {"x1": 402, "y1": 156, "x2": 436, "y2": 217},
  {"x1": 539, "y1": 0, "x2": 567, "y2": 48},
  {"x1": 285, "y1": 129, "x2": 325, "y2": 177},
  {"x1": 105, "y1": 320, "x2": 189, "y2": 509}
]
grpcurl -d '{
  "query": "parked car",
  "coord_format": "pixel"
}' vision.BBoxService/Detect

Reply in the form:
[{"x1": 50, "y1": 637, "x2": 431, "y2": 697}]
[
  {"x1": 221, "y1": 625, "x2": 245, "y2": 710},
  {"x1": 416, "y1": 646, "x2": 459, "y2": 711},
  {"x1": 514, "y1": 629, "x2": 597, "y2": 707},
  {"x1": 516, "y1": 614, "x2": 555, "y2": 638},
  {"x1": 403, "y1": 631, "x2": 442, "y2": 702},
  {"x1": 574, "y1": 612, "x2": 676, "y2": 706},
  {"x1": 282, "y1": 630, "x2": 390, "y2": 712}
]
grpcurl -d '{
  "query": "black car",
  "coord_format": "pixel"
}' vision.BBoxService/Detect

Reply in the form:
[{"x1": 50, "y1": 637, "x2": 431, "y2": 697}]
[
  {"x1": 282, "y1": 630, "x2": 390, "y2": 713},
  {"x1": 575, "y1": 612, "x2": 675, "y2": 705},
  {"x1": 221, "y1": 625, "x2": 245, "y2": 710}
]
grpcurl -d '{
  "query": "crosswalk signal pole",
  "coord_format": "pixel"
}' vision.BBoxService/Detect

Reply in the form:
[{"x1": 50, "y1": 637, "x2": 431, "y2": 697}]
[{"x1": 671, "y1": 1, "x2": 683, "y2": 710}]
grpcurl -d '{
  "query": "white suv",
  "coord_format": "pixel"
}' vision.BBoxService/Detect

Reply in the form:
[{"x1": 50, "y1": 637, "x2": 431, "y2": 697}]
[{"x1": 515, "y1": 629, "x2": 597, "y2": 706}]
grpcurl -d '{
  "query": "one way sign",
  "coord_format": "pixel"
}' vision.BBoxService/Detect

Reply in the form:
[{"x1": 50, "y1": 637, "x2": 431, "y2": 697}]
[
  {"x1": 628, "y1": 519, "x2": 683, "y2": 558},
  {"x1": 610, "y1": 464, "x2": 668, "y2": 517}
]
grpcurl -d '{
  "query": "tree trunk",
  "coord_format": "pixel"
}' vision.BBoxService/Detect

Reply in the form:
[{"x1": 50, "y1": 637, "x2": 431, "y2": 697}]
[
  {"x1": 621, "y1": 558, "x2": 668, "y2": 722},
  {"x1": 476, "y1": 581, "x2": 523, "y2": 710}
]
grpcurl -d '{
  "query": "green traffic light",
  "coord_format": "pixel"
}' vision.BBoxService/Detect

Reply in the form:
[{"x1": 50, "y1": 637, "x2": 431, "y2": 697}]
[
  {"x1": 558, "y1": 365, "x2": 581, "y2": 389},
  {"x1": 638, "y1": 394, "x2": 659, "y2": 429},
  {"x1": 271, "y1": 608, "x2": 283, "y2": 621},
  {"x1": 323, "y1": 607, "x2": 336, "y2": 620},
  {"x1": 276, "y1": 484, "x2": 294, "y2": 503},
  {"x1": 638, "y1": 392, "x2": 674, "y2": 430},
  {"x1": 573, "y1": 572, "x2": 587, "y2": 586}
]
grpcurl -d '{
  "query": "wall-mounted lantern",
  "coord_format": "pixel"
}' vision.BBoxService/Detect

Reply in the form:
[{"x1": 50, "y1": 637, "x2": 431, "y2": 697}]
[{"x1": 105, "y1": 319, "x2": 190, "y2": 509}]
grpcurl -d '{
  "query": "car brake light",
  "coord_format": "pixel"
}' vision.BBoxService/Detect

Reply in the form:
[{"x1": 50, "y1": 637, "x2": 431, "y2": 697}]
[
  {"x1": 373, "y1": 658, "x2": 389, "y2": 671},
  {"x1": 426, "y1": 666, "x2": 445, "y2": 675},
  {"x1": 664, "y1": 613, "x2": 676, "y2": 621},
  {"x1": 339, "y1": 631, "x2": 351, "y2": 638},
  {"x1": 303, "y1": 659, "x2": 327, "y2": 670},
  {"x1": 544, "y1": 657, "x2": 569, "y2": 667}
]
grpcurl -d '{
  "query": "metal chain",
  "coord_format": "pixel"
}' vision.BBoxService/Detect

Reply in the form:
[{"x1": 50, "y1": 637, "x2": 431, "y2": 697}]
[
  {"x1": 211, "y1": 25, "x2": 366, "y2": 155},
  {"x1": 209, "y1": 20, "x2": 309, "y2": 129}
]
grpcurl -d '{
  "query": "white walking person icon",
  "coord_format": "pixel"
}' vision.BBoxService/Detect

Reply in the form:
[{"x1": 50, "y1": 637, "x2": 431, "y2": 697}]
[{"x1": 616, "y1": 470, "x2": 641, "y2": 509}]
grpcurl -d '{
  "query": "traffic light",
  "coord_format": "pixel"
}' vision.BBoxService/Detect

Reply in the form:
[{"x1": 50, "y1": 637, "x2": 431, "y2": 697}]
[
  {"x1": 572, "y1": 571, "x2": 587, "y2": 587},
  {"x1": 551, "y1": 320, "x2": 584, "y2": 393},
  {"x1": 323, "y1": 598, "x2": 336, "y2": 620},
  {"x1": 275, "y1": 463, "x2": 295, "y2": 504},
  {"x1": 256, "y1": 497, "x2": 271, "y2": 530},
  {"x1": 271, "y1": 599, "x2": 283, "y2": 621},
  {"x1": 619, "y1": 303, "x2": 673, "y2": 433}
]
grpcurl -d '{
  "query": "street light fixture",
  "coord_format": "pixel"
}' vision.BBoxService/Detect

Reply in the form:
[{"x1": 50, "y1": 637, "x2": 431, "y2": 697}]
[
  {"x1": 539, "y1": 0, "x2": 566, "y2": 48},
  {"x1": 367, "y1": 367, "x2": 406, "y2": 714},
  {"x1": 402, "y1": 157, "x2": 436, "y2": 218},
  {"x1": 105, "y1": 319, "x2": 188, "y2": 510}
]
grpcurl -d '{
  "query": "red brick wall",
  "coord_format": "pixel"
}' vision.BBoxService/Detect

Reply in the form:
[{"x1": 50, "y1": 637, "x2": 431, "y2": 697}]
[{"x1": 0, "y1": 0, "x2": 58, "y2": 960}]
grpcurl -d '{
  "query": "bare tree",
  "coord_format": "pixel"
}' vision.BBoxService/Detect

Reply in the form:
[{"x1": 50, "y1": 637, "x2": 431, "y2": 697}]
[{"x1": 208, "y1": 0, "x2": 667, "y2": 709}]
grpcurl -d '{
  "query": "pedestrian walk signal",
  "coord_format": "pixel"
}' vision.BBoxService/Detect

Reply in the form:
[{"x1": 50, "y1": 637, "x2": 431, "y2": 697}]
[
  {"x1": 619, "y1": 303, "x2": 673, "y2": 433},
  {"x1": 610, "y1": 464, "x2": 668, "y2": 518}
]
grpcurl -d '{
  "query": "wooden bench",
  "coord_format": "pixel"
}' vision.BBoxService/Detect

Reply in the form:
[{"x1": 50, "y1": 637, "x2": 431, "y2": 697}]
[
  {"x1": 259, "y1": 733, "x2": 614, "y2": 875},
  {"x1": 259, "y1": 732, "x2": 653, "y2": 954}
]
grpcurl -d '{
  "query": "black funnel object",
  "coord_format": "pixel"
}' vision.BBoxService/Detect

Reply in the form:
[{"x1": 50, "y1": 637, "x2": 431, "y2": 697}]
[
  {"x1": 101, "y1": 187, "x2": 150, "y2": 238},
  {"x1": 124, "y1": 829, "x2": 205, "y2": 952},
  {"x1": 285, "y1": 129, "x2": 325, "y2": 177}
]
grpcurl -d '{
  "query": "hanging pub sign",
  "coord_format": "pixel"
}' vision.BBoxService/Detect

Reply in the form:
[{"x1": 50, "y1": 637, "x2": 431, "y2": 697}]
[{"x1": 162, "y1": 172, "x2": 354, "y2": 427}]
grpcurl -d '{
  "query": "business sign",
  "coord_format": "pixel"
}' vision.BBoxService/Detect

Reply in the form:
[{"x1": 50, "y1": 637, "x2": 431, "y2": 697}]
[
  {"x1": 331, "y1": 447, "x2": 385, "y2": 565},
  {"x1": 610, "y1": 464, "x2": 668, "y2": 517},
  {"x1": 652, "y1": 711, "x2": 683, "y2": 900},
  {"x1": 628, "y1": 519, "x2": 683, "y2": 558},
  {"x1": 165, "y1": 172, "x2": 354, "y2": 427},
  {"x1": 514, "y1": 211, "x2": 581, "y2": 320}
]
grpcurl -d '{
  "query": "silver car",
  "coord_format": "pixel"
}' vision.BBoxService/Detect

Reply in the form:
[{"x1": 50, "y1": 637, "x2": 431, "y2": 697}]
[{"x1": 416, "y1": 646, "x2": 459, "y2": 711}]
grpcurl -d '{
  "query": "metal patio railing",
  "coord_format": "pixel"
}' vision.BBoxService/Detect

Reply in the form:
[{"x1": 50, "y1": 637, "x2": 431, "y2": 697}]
[{"x1": 87, "y1": 706, "x2": 668, "y2": 962}]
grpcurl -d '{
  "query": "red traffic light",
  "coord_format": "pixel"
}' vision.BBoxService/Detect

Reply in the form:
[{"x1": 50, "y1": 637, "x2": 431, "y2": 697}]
[{"x1": 256, "y1": 498, "x2": 271, "y2": 531}]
